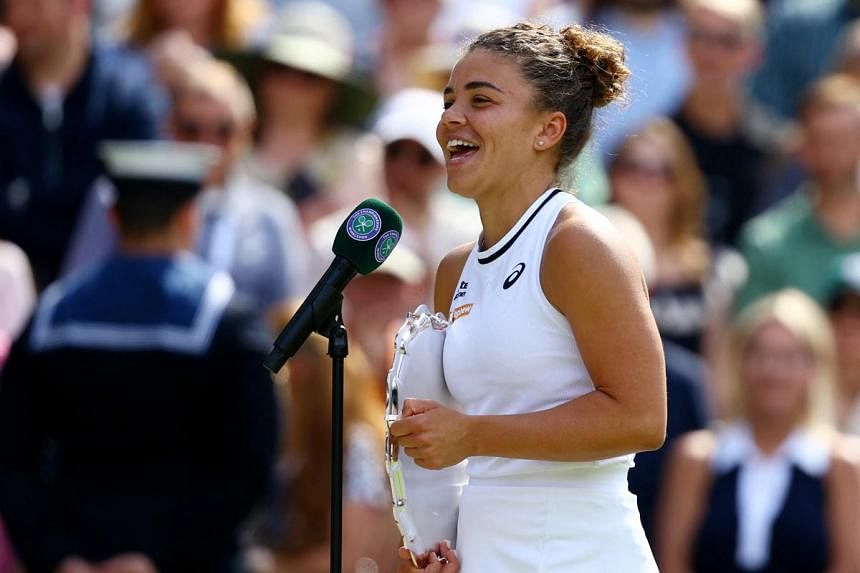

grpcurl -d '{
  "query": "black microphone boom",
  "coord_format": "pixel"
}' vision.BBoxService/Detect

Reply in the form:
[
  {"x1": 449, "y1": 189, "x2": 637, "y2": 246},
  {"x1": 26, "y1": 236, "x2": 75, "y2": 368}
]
[
  {"x1": 263, "y1": 257, "x2": 356, "y2": 373},
  {"x1": 263, "y1": 198, "x2": 403, "y2": 373}
]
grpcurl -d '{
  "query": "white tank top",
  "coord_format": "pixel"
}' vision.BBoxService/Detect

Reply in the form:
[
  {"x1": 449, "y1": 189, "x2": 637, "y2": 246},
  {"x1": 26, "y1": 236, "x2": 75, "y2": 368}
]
[{"x1": 443, "y1": 188, "x2": 633, "y2": 485}]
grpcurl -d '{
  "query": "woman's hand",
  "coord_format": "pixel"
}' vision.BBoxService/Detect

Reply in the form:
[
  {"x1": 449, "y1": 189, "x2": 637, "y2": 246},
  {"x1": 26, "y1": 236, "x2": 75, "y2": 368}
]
[
  {"x1": 397, "y1": 541, "x2": 460, "y2": 572},
  {"x1": 388, "y1": 399, "x2": 472, "y2": 469}
]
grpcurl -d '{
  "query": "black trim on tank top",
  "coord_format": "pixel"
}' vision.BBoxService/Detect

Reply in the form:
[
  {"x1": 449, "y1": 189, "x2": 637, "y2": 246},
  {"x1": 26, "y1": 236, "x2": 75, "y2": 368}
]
[{"x1": 477, "y1": 188, "x2": 563, "y2": 265}]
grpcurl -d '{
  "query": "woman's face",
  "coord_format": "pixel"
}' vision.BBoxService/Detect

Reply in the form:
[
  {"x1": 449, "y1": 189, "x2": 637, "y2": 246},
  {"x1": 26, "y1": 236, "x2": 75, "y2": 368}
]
[
  {"x1": 172, "y1": 91, "x2": 247, "y2": 183},
  {"x1": 384, "y1": 139, "x2": 444, "y2": 202},
  {"x1": 685, "y1": 7, "x2": 757, "y2": 88},
  {"x1": 259, "y1": 65, "x2": 339, "y2": 124},
  {"x1": 741, "y1": 322, "x2": 815, "y2": 423},
  {"x1": 610, "y1": 138, "x2": 676, "y2": 233},
  {"x1": 436, "y1": 49, "x2": 550, "y2": 200}
]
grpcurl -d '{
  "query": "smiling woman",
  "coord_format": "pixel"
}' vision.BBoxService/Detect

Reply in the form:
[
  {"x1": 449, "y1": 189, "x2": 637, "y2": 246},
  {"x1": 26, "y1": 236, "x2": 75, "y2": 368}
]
[{"x1": 389, "y1": 22, "x2": 666, "y2": 573}]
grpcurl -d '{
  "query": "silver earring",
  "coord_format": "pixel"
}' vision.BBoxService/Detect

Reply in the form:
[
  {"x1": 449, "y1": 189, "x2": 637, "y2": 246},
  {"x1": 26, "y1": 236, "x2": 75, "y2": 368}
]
[{"x1": 537, "y1": 140, "x2": 544, "y2": 147}]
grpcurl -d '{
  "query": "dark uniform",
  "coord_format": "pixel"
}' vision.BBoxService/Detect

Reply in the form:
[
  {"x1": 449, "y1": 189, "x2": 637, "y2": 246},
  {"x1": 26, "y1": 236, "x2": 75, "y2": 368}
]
[{"x1": 0, "y1": 142, "x2": 278, "y2": 573}]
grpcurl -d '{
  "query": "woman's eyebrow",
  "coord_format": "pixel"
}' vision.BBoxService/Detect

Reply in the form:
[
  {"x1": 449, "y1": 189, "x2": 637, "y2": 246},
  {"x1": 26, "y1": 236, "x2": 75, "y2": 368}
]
[{"x1": 444, "y1": 81, "x2": 506, "y2": 96}]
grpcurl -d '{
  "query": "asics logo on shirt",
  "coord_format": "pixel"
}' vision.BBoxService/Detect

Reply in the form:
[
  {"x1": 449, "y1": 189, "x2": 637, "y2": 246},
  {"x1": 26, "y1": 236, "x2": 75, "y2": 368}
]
[
  {"x1": 503, "y1": 263, "x2": 526, "y2": 290},
  {"x1": 454, "y1": 280, "x2": 469, "y2": 300}
]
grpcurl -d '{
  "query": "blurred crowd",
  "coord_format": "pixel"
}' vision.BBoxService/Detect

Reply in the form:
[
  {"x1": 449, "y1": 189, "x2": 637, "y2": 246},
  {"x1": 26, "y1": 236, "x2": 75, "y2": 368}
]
[{"x1": 0, "y1": 0, "x2": 860, "y2": 571}]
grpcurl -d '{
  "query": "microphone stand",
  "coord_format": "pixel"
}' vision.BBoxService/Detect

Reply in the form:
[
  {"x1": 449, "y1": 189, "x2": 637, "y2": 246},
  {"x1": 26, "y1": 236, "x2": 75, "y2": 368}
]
[
  {"x1": 266, "y1": 289, "x2": 348, "y2": 573},
  {"x1": 327, "y1": 310, "x2": 348, "y2": 573}
]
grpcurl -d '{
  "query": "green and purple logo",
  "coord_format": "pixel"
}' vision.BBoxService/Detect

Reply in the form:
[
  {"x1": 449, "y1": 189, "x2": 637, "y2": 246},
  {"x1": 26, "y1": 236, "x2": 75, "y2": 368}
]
[
  {"x1": 375, "y1": 230, "x2": 400, "y2": 263},
  {"x1": 346, "y1": 208, "x2": 382, "y2": 241}
]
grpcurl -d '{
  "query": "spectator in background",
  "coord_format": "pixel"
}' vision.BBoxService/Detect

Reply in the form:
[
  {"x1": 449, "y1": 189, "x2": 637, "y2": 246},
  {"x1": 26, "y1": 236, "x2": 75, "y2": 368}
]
[
  {"x1": 171, "y1": 58, "x2": 310, "y2": 328},
  {"x1": 658, "y1": 289, "x2": 860, "y2": 573},
  {"x1": 824, "y1": 253, "x2": 860, "y2": 432},
  {"x1": 250, "y1": 1, "x2": 378, "y2": 226},
  {"x1": 673, "y1": 0, "x2": 789, "y2": 246},
  {"x1": 63, "y1": 58, "x2": 311, "y2": 330},
  {"x1": 609, "y1": 118, "x2": 745, "y2": 356},
  {"x1": 591, "y1": 0, "x2": 692, "y2": 159},
  {"x1": 0, "y1": 0, "x2": 163, "y2": 290},
  {"x1": 344, "y1": 245, "x2": 430, "y2": 384},
  {"x1": 309, "y1": 88, "x2": 482, "y2": 282},
  {"x1": 123, "y1": 0, "x2": 268, "y2": 52},
  {"x1": 373, "y1": 0, "x2": 443, "y2": 96},
  {"x1": 751, "y1": 0, "x2": 860, "y2": 121},
  {"x1": 250, "y1": 334, "x2": 400, "y2": 573},
  {"x1": 736, "y1": 75, "x2": 860, "y2": 310},
  {"x1": 121, "y1": 0, "x2": 269, "y2": 100},
  {"x1": 0, "y1": 141, "x2": 278, "y2": 573}
]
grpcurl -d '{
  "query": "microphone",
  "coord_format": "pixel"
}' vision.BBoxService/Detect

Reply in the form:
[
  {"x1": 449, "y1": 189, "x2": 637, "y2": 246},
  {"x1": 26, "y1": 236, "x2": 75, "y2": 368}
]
[{"x1": 264, "y1": 198, "x2": 403, "y2": 373}]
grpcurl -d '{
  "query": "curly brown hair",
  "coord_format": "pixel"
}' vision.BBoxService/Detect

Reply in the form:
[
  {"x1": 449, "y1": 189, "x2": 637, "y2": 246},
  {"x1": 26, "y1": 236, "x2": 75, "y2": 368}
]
[{"x1": 467, "y1": 22, "x2": 629, "y2": 169}]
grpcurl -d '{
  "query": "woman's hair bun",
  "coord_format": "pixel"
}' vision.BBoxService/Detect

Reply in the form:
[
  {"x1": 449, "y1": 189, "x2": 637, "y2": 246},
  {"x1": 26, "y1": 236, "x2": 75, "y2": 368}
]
[{"x1": 561, "y1": 24, "x2": 629, "y2": 108}]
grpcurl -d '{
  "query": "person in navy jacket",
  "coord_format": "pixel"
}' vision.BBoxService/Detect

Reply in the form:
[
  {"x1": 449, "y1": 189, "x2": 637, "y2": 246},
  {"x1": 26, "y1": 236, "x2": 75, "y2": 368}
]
[{"x1": 0, "y1": 141, "x2": 277, "y2": 573}]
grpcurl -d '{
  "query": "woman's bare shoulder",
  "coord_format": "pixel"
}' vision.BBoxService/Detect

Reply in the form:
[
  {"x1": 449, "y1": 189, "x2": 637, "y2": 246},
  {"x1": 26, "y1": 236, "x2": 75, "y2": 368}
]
[
  {"x1": 543, "y1": 201, "x2": 641, "y2": 278},
  {"x1": 829, "y1": 433, "x2": 860, "y2": 476},
  {"x1": 434, "y1": 242, "x2": 475, "y2": 316},
  {"x1": 542, "y1": 200, "x2": 649, "y2": 309}
]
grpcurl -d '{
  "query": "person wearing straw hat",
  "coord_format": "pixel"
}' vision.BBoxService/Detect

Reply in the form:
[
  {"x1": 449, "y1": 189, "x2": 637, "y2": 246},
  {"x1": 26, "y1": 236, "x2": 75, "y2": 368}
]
[
  {"x1": 0, "y1": 141, "x2": 278, "y2": 573},
  {"x1": 250, "y1": 1, "x2": 378, "y2": 226}
]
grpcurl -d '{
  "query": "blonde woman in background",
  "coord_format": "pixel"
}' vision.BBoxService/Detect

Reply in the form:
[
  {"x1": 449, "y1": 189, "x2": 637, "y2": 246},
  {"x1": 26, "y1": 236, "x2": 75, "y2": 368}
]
[
  {"x1": 123, "y1": 0, "x2": 268, "y2": 97},
  {"x1": 609, "y1": 118, "x2": 745, "y2": 357},
  {"x1": 251, "y1": 334, "x2": 400, "y2": 573},
  {"x1": 124, "y1": 0, "x2": 267, "y2": 51},
  {"x1": 657, "y1": 289, "x2": 860, "y2": 573}
]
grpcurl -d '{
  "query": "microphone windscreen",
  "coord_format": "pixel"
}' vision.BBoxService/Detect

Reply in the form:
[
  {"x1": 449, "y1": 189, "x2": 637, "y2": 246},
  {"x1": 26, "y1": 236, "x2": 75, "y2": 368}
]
[{"x1": 333, "y1": 198, "x2": 403, "y2": 275}]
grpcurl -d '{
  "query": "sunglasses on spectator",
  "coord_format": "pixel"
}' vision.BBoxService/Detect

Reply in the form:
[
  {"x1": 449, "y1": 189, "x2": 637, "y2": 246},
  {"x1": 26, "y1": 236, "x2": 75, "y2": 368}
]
[
  {"x1": 175, "y1": 119, "x2": 236, "y2": 142},
  {"x1": 688, "y1": 27, "x2": 745, "y2": 51},
  {"x1": 385, "y1": 141, "x2": 438, "y2": 168},
  {"x1": 614, "y1": 158, "x2": 672, "y2": 179}
]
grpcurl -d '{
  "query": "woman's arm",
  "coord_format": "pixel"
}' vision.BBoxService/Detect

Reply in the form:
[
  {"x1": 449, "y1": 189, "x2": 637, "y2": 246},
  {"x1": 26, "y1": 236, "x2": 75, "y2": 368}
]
[
  {"x1": 825, "y1": 435, "x2": 860, "y2": 573},
  {"x1": 655, "y1": 431, "x2": 715, "y2": 573},
  {"x1": 392, "y1": 207, "x2": 666, "y2": 468}
]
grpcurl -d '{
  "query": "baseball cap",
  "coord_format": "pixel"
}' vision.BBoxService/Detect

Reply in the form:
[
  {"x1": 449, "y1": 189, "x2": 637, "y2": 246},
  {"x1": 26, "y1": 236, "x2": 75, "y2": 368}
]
[{"x1": 373, "y1": 88, "x2": 445, "y2": 164}]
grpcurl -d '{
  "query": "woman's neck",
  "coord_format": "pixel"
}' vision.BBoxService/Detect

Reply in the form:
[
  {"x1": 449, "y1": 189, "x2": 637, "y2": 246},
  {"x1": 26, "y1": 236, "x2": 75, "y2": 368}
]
[
  {"x1": 682, "y1": 83, "x2": 744, "y2": 138},
  {"x1": 475, "y1": 170, "x2": 556, "y2": 249},
  {"x1": 747, "y1": 416, "x2": 797, "y2": 456},
  {"x1": 813, "y1": 182, "x2": 860, "y2": 241},
  {"x1": 25, "y1": 23, "x2": 90, "y2": 94}
]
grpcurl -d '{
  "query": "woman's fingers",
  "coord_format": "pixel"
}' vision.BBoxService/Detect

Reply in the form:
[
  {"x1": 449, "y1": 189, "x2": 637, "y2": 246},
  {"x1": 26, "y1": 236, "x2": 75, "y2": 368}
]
[
  {"x1": 402, "y1": 398, "x2": 441, "y2": 417},
  {"x1": 438, "y1": 540, "x2": 460, "y2": 571},
  {"x1": 389, "y1": 416, "x2": 419, "y2": 438}
]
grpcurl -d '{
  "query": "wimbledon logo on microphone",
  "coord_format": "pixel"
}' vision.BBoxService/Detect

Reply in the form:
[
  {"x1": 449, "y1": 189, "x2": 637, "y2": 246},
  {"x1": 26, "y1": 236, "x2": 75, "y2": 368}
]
[
  {"x1": 375, "y1": 231, "x2": 400, "y2": 263},
  {"x1": 346, "y1": 208, "x2": 383, "y2": 241}
]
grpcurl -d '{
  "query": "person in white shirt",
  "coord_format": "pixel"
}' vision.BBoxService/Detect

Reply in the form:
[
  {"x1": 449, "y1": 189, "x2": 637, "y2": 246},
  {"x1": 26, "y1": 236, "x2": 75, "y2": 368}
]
[
  {"x1": 390, "y1": 21, "x2": 666, "y2": 573},
  {"x1": 658, "y1": 289, "x2": 860, "y2": 573}
]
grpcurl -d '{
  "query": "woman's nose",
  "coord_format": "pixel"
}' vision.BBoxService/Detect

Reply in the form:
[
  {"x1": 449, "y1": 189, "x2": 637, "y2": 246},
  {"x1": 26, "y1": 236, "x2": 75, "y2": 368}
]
[{"x1": 440, "y1": 102, "x2": 466, "y2": 128}]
